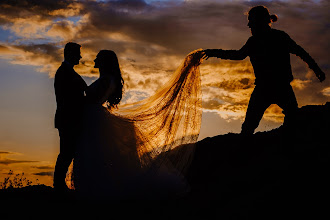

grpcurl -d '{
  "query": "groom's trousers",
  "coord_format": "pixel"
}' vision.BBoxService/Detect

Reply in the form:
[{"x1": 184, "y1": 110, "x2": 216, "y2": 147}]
[
  {"x1": 241, "y1": 83, "x2": 298, "y2": 135},
  {"x1": 54, "y1": 128, "x2": 78, "y2": 190}
]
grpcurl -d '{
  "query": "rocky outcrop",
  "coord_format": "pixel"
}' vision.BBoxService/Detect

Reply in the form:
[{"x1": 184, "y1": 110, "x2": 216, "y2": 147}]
[{"x1": 186, "y1": 102, "x2": 330, "y2": 217}]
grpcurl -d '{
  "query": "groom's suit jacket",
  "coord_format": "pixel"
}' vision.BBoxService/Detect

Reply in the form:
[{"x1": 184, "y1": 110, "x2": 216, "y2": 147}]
[{"x1": 54, "y1": 62, "x2": 87, "y2": 131}]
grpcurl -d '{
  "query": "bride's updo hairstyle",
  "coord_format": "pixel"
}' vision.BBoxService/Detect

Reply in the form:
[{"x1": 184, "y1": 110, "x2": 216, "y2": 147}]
[
  {"x1": 248, "y1": 5, "x2": 278, "y2": 25},
  {"x1": 97, "y1": 50, "x2": 124, "y2": 109}
]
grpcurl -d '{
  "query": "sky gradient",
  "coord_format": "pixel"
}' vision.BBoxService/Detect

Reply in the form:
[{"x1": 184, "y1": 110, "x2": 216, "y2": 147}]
[{"x1": 0, "y1": 0, "x2": 329, "y2": 186}]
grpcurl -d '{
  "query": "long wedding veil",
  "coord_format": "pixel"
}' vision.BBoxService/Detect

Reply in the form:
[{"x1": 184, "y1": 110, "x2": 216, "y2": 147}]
[
  {"x1": 111, "y1": 49, "x2": 204, "y2": 174},
  {"x1": 68, "y1": 49, "x2": 204, "y2": 188}
]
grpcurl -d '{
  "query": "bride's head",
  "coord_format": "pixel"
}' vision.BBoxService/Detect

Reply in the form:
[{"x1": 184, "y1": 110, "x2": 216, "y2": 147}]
[{"x1": 94, "y1": 50, "x2": 124, "y2": 109}]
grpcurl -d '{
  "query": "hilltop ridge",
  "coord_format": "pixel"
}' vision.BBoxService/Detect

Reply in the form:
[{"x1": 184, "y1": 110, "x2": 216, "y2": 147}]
[
  {"x1": 186, "y1": 102, "x2": 330, "y2": 216},
  {"x1": 1, "y1": 103, "x2": 329, "y2": 218}
]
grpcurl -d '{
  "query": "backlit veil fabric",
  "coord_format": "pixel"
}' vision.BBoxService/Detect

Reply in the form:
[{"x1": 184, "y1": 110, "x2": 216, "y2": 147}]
[
  {"x1": 112, "y1": 49, "x2": 204, "y2": 174},
  {"x1": 72, "y1": 49, "x2": 204, "y2": 198}
]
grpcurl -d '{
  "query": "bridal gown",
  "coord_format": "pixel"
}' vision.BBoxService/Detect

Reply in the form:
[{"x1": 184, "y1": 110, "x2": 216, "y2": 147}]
[{"x1": 73, "y1": 76, "x2": 189, "y2": 200}]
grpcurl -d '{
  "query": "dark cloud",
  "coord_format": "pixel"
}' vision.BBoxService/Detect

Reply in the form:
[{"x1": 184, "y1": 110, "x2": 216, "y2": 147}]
[
  {"x1": 0, "y1": 0, "x2": 79, "y2": 24},
  {"x1": 33, "y1": 171, "x2": 53, "y2": 176},
  {"x1": 0, "y1": 151, "x2": 10, "y2": 154},
  {"x1": 202, "y1": 99, "x2": 225, "y2": 110},
  {"x1": 13, "y1": 43, "x2": 62, "y2": 62},
  {"x1": 0, "y1": 158, "x2": 38, "y2": 165},
  {"x1": 0, "y1": 151, "x2": 38, "y2": 165},
  {"x1": 76, "y1": 0, "x2": 250, "y2": 55},
  {"x1": 32, "y1": 165, "x2": 54, "y2": 170}
]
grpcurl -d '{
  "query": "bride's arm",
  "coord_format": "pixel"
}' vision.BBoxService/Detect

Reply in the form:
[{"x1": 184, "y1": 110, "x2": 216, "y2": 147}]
[
  {"x1": 86, "y1": 78, "x2": 108, "y2": 103},
  {"x1": 86, "y1": 77, "x2": 115, "y2": 104}
]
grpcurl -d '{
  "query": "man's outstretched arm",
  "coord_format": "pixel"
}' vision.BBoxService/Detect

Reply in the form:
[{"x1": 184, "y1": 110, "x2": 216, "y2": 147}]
[{"x1": 203, "y1": 41, "x2": 249, "y2": 61}]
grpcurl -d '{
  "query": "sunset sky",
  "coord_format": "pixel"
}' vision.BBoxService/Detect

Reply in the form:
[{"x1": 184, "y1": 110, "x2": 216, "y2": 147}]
[{"x1": 0, "y1": 0, "x2": 329, "y2": 186}]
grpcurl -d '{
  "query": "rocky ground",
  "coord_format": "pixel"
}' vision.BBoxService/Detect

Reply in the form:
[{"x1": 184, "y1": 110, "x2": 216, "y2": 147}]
[{"x1": 1, "y1": 103, "x2": 329, "y2": 219}]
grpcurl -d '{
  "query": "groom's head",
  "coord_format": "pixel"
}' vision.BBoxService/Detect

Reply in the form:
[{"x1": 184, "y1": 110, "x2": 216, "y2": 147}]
[{"x1": 64, "y1": 42, "x2": 82, "y2": 66}]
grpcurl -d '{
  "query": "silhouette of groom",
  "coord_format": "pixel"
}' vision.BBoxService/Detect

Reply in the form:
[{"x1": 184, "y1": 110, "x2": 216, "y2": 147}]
[{"x1": 54, "y1": 42, "x2": 87, "y2": 191}]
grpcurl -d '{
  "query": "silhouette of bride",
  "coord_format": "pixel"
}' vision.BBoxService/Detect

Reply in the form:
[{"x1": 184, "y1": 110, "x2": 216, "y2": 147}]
[{"x1": 73, "y1": 49, "x2": 204, "y2": 200}]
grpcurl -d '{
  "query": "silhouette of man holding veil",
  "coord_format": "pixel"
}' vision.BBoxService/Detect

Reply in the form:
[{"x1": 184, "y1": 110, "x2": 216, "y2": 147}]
[
  {"x1": 203, "y1": 5, "x2": 325, "y2": 135},
  {"x1": 54, "y1": 42, "x2": 87, "y2": 191}
]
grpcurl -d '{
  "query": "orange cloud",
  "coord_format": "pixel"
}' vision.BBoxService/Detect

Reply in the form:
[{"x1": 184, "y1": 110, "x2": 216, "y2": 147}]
[
  {"x1": 322, "y1": 87, "x2": 330, "y2": 97},
  {"x1": 291, "y1": 79, "x2": 312, "y2": 90},
  {"x1": 199, "y1": 60, "x2": 255, "y2": 119},
  {"x1": 48, "y1": 3, "x2": 83, "y2": 17},
  {"x1": 1, "y1": 15, "x2": 52, "y2": 39}
]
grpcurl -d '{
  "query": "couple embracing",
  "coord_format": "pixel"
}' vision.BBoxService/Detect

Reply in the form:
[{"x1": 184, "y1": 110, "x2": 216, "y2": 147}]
[
  {"x1": 54, "y1": 43, "x2": 200, "y2": 199},
  {"x1": 53, "y1": 6, "x2": 325, "y2": 200}
]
